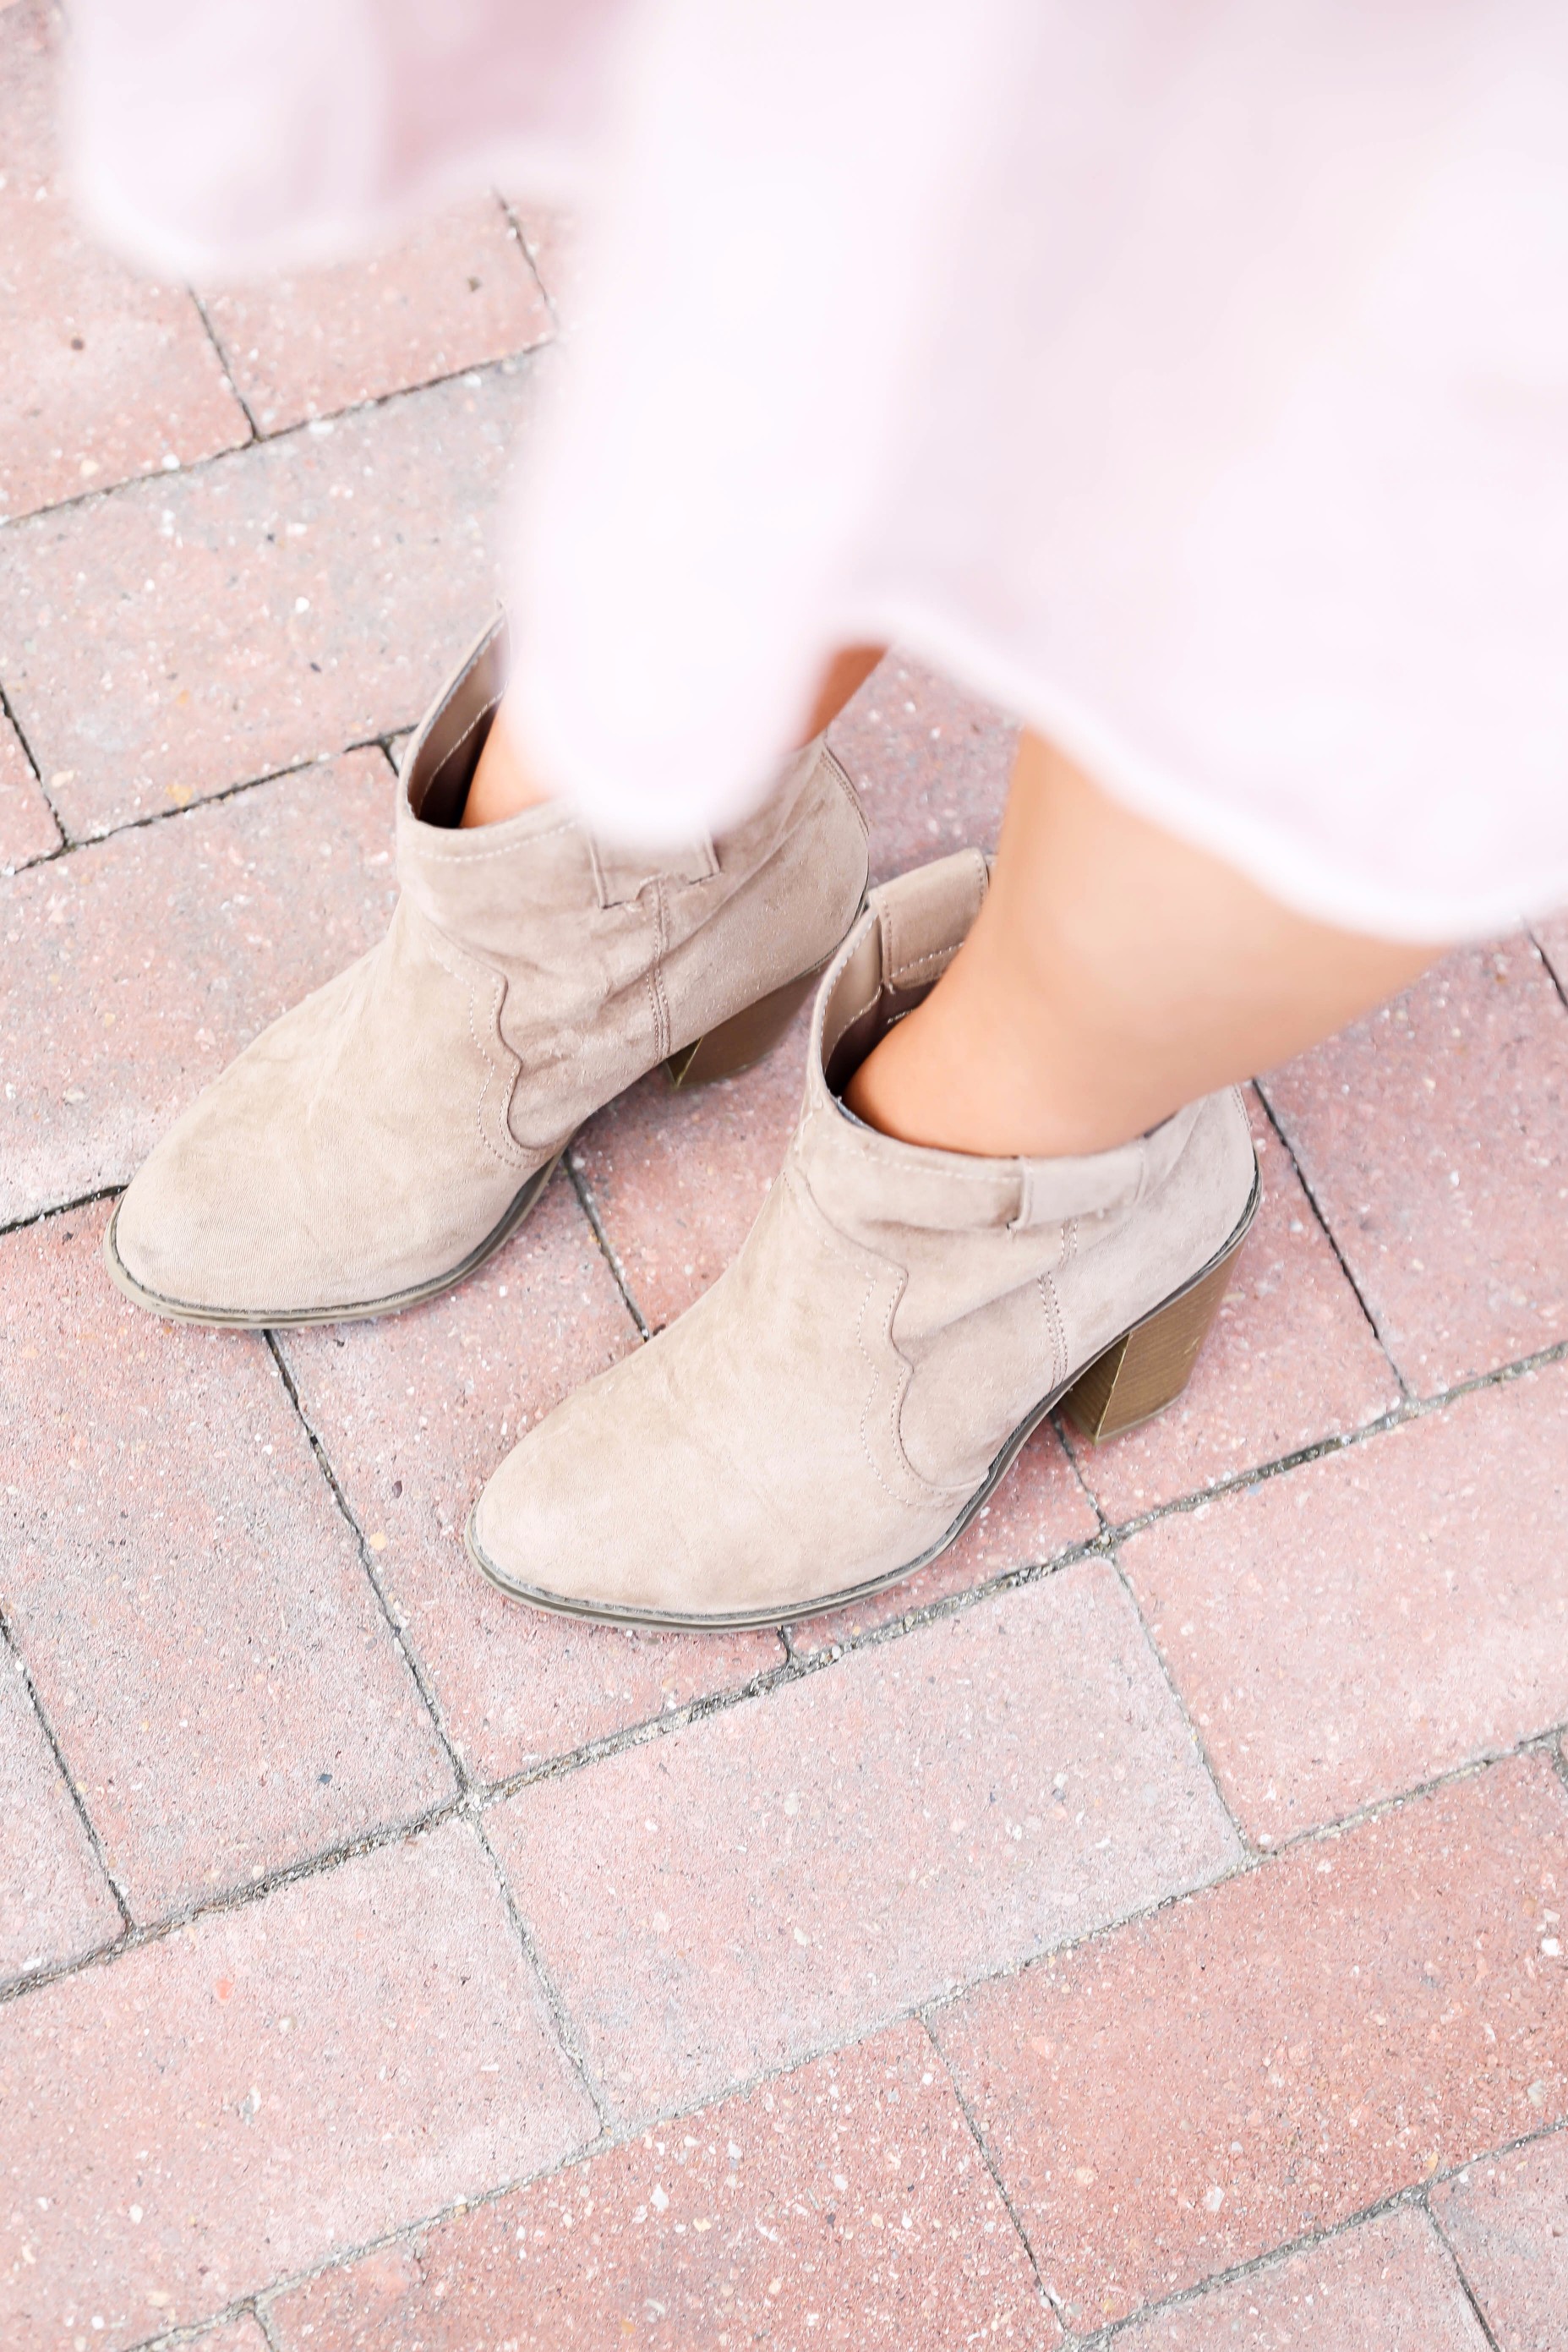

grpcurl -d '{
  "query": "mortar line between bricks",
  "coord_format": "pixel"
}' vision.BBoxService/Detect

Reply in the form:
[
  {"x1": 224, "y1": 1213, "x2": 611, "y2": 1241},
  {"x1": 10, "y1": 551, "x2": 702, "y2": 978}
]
[
  {"x1": 186, "y1": 287, "x2": 261, "y2": 442},
  {"x1": 565, "y1": 1144, "x2": 653, "y2": 1339},
  {"x1": 1252, "y1": 1076, "x2": 1412, "y2": 1400},
  {"x1": 249, "y1": 2298, "x2": 287, "y2": 2352},
  {"x1": 0, "y1": 1182, "x2": 121, "y2": 1243},
  {"x1": 264, "y1": 1330, "x2": 473, "y2": 1797},
  {"x1": 0, "y1": 676, "x2": 67, "y2": 861},
  {"x1": 0, "y1": 342, "x2": 544, "y2": 537},
  {"x1": 1424, "y1": 2204, "x2": 1506, "y2": 2352},
  {"x1": 0, "y1": 1596, "x2": 133, "y2": 1932},
  {"x1": 1531, "y1": 925, "x2": 1568, "y2": 1018},
  {"x1": 1105, "y1": 1545, "x2": 1255, "y2": 1862},
  {"x1": 498, "y1": 190, "x2": 561, "y2": 327},
  {"x1": 919, "y1": 2012, "x2": 1067, "y2": 2334},
  {"x1": 469, "y1": 1810, "x2": 618, "y2": 2136}
]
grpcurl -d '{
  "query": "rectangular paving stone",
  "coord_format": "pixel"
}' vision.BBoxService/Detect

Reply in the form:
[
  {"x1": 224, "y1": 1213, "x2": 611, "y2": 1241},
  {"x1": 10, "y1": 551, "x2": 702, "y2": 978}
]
[
  {"x1": 489, "y1": 1560, "x2": 1240, "y2": 2119},
  {"x1": 0, "y1": 1820, "x2": 595, "y2": 2352},
  {"x1": 0, "y1": 708, "x2": 60, "y2": 871},
  {"x1": 0, "y1": 1644, "x2": 120, "y2": 1983},
  {"x1": 1121, "y1": 1362, "x2": 1568, "y2": 1845},
  {"x1": 936, "y1": 1756, "x2": 1568, "y2": 2332},
  {"x1": 0, "y1": 749, "x2": 397, "y2": 1227},
  {"x1": 1068, "y1": 1091, "x2": 1400, "y2": 1523},
  {"x1": 202, "y1": 196, "x2": 552, "y2": 435},
  {"x1": 0, "y1": 1204, "x2": 453, "y2": 1916},
  {"x1": 827, "y1": 654, "x2": 1015, "y2": 884},
  {"x1": 1263, "y1": 939, "x2": 1568, "y2": 1395},
  {"x1": 0, "y1": 3, "x2": 249, "y2": 522},
  {"x1": 1433, "y1": 2125, "x2": 1568, "y2": 2350},
  {"x1": 0, "y1": 364, "x2": 528, "y2": 837},
  {"x1": 267, "y1": 2021, "x2": 1057, "y2": 2351},
  {"x1": 278, "y1": 1175, "x2": 781, "y2": 1785},
  {"x1": 1112, "y1": 2206, "x2": 1487, "y2": 2351}
]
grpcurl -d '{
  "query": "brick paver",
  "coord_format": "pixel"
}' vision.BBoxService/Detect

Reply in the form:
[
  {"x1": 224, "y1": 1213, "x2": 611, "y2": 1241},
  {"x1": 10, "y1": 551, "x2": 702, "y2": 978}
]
[
  {"x1": 0, "y1": 1641, "x2": 120, "y2": 1982},
  {"x1": 1112, "y1": 2206, "x2": 1488, "y2": 2351},
  {"x1": 488, "y1": 1561, "x2": 1239, "y2": 2119},
  {"x1": 0, "y1": 749, "x2": 396, "y2": 1228},
  {"x1": 0, "y1": 1204, "x2": 452, "y2": 1915},
  {"x1": 0, "y1": 366, "x2": 527, "y2": 838},
  {"x1": 1068, "y1": 1093, "x2": 1401, "y2": 1523},
  {"x1": 268, "y1": 2021, "x2": 1057, "y2": 2351},
  {"x1": 202, "y1": 197, "x2": 552, "y2": 435},
  {"x1": 1121, "y1": 1362, "x2": 1568, "y2": 1844},
  {"x1": 0, "y1": 708, "x2": 59, "y2": 871},
  {"x1": 0, "y1": 3, "x2": 249, "y2": 524},
  {"x1": 1264, "y1": 940, "x2": 1568, "y2": 1395},
  {"x1": 828, "y1": 655, "x2": 1015, "y2": 884},
  {"x1": 0, "y1": 1820, "x2": 595, "y2": 2352},
  {"x1": 1535, "y1": 911, "x2": 1567, "y2": 1001},
  {"x1": 1433, "y1": 2126, "x2": 1568, "y2": 2351},
  {"x1": 191, "y1": 2322, "x2": 273, "y2": 2352},
  {"x1": 278, "y1": 1175, "x2": 782, "y2": 1785},
  {"x1": 936, "y1": 1755, "x2": 1568, "y2": 2332}
]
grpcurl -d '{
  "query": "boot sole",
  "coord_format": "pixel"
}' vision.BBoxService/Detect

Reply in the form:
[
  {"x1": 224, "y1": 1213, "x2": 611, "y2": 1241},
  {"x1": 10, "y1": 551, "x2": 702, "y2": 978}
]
[
  {"x1": 466, "y1": 1158, "x2": 1263, "y2": 1630},
  {"x1": 101, "y1": 947, "x2": 844, "y2": 1329}
]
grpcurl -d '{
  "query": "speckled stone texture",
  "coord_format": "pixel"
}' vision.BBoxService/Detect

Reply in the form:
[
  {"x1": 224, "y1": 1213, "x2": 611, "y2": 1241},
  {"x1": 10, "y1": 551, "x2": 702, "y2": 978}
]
[
  {"x1": 189, "y1": 2321, "x2": 274, "y2": 2352},
  {"x1": 0, "y1": 1822, "x2": 595, "y2": 2352},
  {"x1": 488, "y1": 1562, "x2": 1239, "y2": 2119},
  {"x1": 1121, "y1": 1360, "x2": 1568, "y2": 1843},
  {"x1": 0, "y1": 1640, "x2": 120, "y2": 1983},
  {"x1": 936, "y1": 1755, "x2": 1568, "y2": 2332},
  {"x1": 0, "y1": 1206, "x2": 452, "y2": 1914},
  {"x1": 267, "y1": 2022, "x2": 1058, "y2": 2351},
  {"x1": 202, "y1": 198, "x2": 552, "y2": 435},
  {"x1": 0, "y1": 750, "x2": 397, "y2": 1226},
  {"x1": 1433, "y1": 2128, "x2": 1568, "y2": 2351},
  {"x1": 1112, "y1": 2206, "x2": 1488, "y2": 2351},
  {"x1": 1068, "y1": 1091, "x2": 1401, "y2": 1523},
  {"x1": 1264, "y1": 939, "x2": 1568, "y2": 1395},
  {"x1": 0, "y1": 3, "x2": 248, "y2": 523},
  {"x1": 277, "y1": 1175, "x2": 782, "y2": 1783},
  {"x1": 0, "y1": 366, "x2": 527, "y2": 837},
  {"x1": 0, "y1": 708, "x2": 59, "y2": 871},
  {"x1": 828, "y1": 654, "x2": 1016, "y2": 883}
]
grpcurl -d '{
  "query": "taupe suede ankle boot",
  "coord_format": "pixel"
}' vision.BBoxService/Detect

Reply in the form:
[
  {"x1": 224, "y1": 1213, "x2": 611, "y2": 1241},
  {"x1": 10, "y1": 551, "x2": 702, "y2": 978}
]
[
  {"x1": 106, "y1": 618, "x2": 869, "y2": 1324},
  {"x1": 467, "y1": 848, "x2": 1260, "y2": 1627}
]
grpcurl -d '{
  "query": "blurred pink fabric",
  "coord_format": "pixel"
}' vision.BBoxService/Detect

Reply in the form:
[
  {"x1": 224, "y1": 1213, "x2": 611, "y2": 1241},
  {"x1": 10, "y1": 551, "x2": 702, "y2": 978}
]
[{"x1": 70, "y1": 0, "x2": 1568, "y2": 938}]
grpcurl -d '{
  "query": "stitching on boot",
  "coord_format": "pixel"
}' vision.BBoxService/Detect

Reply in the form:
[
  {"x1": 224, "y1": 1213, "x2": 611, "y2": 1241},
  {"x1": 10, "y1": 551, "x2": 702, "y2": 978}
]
[
  {"x1": 1037, "y1": 1268, "x2": 1068, "y2": 1392},
  {"x1": 822, "y1": 746, "x2": 871, "y2": 845},
  {"x1": 645, "y1": 879, "x2": 671, "y2": 1062},
  {"x1": 425, "y1": 933, "x2": 528, "y2": 1170},
  {"x1": 407, "y1": 816, "x2": 579, "y2": 864},
  {"x1": 855, "y1": 1274, "x2": 955, "y2": 1512}
]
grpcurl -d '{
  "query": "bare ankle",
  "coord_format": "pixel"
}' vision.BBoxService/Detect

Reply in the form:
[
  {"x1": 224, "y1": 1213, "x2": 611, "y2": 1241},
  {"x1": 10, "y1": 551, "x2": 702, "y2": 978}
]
[{"x1": 461, "y1": 699, "x2": 554, "y2": 828}]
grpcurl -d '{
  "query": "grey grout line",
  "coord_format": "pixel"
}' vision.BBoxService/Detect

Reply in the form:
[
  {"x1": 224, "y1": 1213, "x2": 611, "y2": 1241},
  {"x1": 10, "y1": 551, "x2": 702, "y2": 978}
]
[
  {"x1": 249, "y1": 2298, "x2": 287, "y2": 2351},
  {"x1": 564, "y1": 1143, "x2": 653, "y2": 1340},
  {"x1": 496, "y1": 191, "x2": 561, "y2": 329},
  {"x1": 920, "y1": 2012, "x2": 1067, "y2": 2333},
  {"x1": 0, "y1": 1597, "x2": 134, "y2": 1934},
  {"x1": 1531, "y1": 925, "x2": 1568, "y2": 1019},
  {"x1": 1106, "y1": 1545, "x2": 1255, "y2": 1860},
  {"x1": 264, "y1": 1330, "x2": 473, "y2": 1798},
  {"x1": 1252, "y1": 1077, "x2": 1413, "y2": 1401},
  {"x1": 0, "y1": 1181, "x2": 121, "y2": 1244},
  {"x1": 0, "y1": 676, "x2": 66, "y2": 864},
  {"x1": 1427, "y1": 2206, "x2": 1507, "y2": 2352},
  {"x1": 469, "y1": 1809, "x2": 618, "y2": 2138},
  {"x1": 185, "y1": 287, "x2": 261, "y2": 443}
]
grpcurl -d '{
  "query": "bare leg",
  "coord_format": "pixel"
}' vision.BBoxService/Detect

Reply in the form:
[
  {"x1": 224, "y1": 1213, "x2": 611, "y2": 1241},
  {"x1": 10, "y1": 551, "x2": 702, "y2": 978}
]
[
  {"x1": 846, "y1": 727, "x2": 1440, "y2": 1159},
  {"x1": 461, "y1": 643, "x2": 886, "y2": 828}
]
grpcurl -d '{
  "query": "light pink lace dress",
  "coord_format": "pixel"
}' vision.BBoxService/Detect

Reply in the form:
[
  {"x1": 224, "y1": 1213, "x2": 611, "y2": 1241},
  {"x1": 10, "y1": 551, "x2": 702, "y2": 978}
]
[{"x1": 72, "y1": 0, "x2": 1568, "y2": 938}]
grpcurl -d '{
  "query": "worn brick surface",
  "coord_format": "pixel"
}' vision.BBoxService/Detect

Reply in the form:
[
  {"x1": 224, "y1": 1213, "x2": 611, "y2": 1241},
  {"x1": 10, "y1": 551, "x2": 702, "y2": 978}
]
[
  {"x1": 1069, "y1": 1094, "x2": 1401, "y2": 1523},
  {"x1": 1122, "y1": 1363, "x2": 1568, "y2": 1844},
  {"x1": 792, "y1": 1423, "x2": 1099, "y2": 1655},
  {"x1": 1434, "y1": 2126, "x2": 1568, "y2": 2351},
  {"x1": 1264, "y1": 941, "x2": 1568, "y2": 1395},
  {"x1": 269, "y1": 2021, "x2": 1056, "y2": 2351},
  {"x1": 0, "y1": 1205, "x2": 452, "y2": 1914},
  {"x1": 203, "y1": 198, "x2": 552, "y2": 435},
  {"x1": 0, "y1": 709, "x2": 58, "y2": 871},
  {"x1": 1112, "y1": 2206, "x2": 1487, "y2": 2351},
  {"x1": 1535, "y1": 911, "x2": 1568, "y2": 1001},
  {"x1": 489, "y1": 1561, "x2": 1239, "y2": 2118},
  {"x1": 828, "y1": 654, "x2": 1015, "y2": 884},
  {"x1": 279, "y1": 1176, "x2": 780, "y2": 1784},
  {"x1": 0, "y1": 1643, "x2": 120, "y2": 1981},
  {"x1": 0, "y1": 750, "x2": 396, "y2": 1226},
  {"x1": 505, "y1": 205, "x2": 577, "y2": 327},
  {"x1": 937, "y1": 1756, "x2": 1568, "y2": 2332},
  {"x1": 191, "y1": 2321, "x2": 273, "y2": 2352},
  {"x1": 0, "y1": 3, "x2": 249, "y2": 523},
  {"x1": 0, "y1": 1820, "x2": 595, "y2": 2352},
  {"x1": 0, "y1": 365, "x2": 527, "y2": 837}
]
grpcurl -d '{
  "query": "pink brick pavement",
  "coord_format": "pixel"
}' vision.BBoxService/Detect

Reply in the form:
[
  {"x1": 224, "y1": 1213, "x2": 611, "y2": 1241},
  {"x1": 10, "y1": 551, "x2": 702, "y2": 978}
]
[{"x1": 2, "y1": 32, "x2": 1566, "y2": 2351}]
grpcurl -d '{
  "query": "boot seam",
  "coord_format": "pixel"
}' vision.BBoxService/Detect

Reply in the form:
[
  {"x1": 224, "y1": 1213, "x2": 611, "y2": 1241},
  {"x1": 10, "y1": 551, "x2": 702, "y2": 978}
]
[
  {"x1": 424, "y1": 932, "x2": 529, "y2": 1171},
  {"x1": 404, "y1": 816, "x2": 579, "y2": 863},
  {"x1": 643, "y1": 878, "x2": 671, "y2": 1062},
  {"x1": 414, "y1": 686, "x2": 503, "y2": 810}
]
